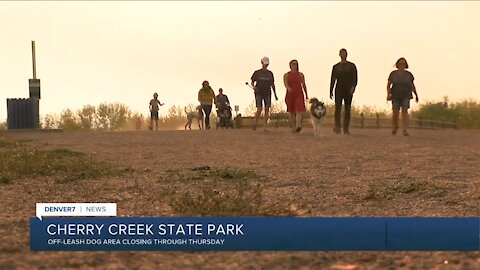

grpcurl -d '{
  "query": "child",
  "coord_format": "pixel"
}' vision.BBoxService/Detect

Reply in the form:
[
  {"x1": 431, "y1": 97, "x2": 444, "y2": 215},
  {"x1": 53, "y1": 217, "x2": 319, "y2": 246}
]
[{"x1": 149, "y1": 92, "x2": 164, "y2": 130}]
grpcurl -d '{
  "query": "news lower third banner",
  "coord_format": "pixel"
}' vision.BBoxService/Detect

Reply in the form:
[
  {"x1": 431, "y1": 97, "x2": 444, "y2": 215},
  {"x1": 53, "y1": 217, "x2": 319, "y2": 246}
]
[{"x1": 30, "y1": 217, "x2": 480, "y2": 251}]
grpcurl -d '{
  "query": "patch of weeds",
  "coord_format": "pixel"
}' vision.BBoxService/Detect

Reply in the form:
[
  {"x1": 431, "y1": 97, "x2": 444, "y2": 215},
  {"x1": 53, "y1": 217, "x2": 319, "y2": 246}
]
[
  {"x1": 191, "y1": 166, "x2": 211, "y2": 171},
  {"x1": 170, "y1": 181, "x2": 295, "y2": 216},
  {"x1": 215, "y1": 167, "x2": 260, "y2": 180},
  {"x1": 426, "y1": 182, "x2": 449, "y2": 198},
  {"x1": 363, "y1": 186, "x2": 380, "y2": 200},
  {"x1": 363, "y1": 180, "x2": 447, "y2": 201},
  {"x1": 362, "y1": 185, "x2": 393, "y2": 201},
  {"x1": 0, "y1": 146, "x2": 129, "y2": 183},
  {"x1": 391, "y1": 180, "x2": 447, "y2": 197},
  {"x1": 159, "y1": 169, "x2": 199, "y2": 182},
  {"x1": 48, "y1": 148, "x2": 85, "y2": 157},
  {"x1": 120, "y1": 167, "x2": 135, "y2": 173},
  {"x1": 160, "y1": 166, "x2": 262, "y2": 183},
  {"x1": 0, "y1": 175, "x2": 12, "y2": 184},
  {"x1": 392, "y1": 181, "x2": 428, "y2": 194},
  {"x1": 166, "y1": 166, "x2": 294, "y2": 216}
]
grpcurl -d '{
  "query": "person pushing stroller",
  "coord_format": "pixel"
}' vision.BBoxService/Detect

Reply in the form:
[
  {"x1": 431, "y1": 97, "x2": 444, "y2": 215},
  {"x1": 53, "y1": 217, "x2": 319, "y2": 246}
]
[
  {"x1": 215, "y1": 88, "x2": 230, "y2": 109},
  {"x1": 215, "y1": 88, "x2": 233, "y2": 128}
]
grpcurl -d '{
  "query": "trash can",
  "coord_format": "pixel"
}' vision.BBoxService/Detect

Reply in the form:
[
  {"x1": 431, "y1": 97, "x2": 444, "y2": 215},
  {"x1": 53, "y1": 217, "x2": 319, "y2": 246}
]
[{"x1": 6, "y1": 98, "x2": 40, "y2": 129}]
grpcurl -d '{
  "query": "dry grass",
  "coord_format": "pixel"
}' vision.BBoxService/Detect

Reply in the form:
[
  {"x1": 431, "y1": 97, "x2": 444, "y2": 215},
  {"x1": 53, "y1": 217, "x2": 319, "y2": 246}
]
[
  {"x1": 0, "y1": 139, "x2": 131, "y2": 184},
  {"x1": 166, "y1": 166, "x2": 294, "y2": 216},
  {"x1": 363, "y1": 180, "x2": 448, "y2": 201}
]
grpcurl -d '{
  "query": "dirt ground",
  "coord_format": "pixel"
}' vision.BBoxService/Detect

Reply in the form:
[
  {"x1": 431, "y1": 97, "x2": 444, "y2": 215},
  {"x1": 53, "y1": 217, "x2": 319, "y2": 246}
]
[{"x1": 0, "y1": 127, "x2": 479, "y2": 270}]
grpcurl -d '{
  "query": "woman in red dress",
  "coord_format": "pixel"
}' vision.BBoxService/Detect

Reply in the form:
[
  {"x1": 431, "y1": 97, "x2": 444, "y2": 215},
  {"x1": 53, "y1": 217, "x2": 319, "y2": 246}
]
[{"x1": 283, "y1": 59, "x2": 309, "y2": 132}]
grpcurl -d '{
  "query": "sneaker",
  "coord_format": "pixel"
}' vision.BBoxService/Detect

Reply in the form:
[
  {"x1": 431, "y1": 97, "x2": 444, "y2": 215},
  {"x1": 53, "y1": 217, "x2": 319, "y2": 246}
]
[
  {"x1": 333, "y1": 127, "x2": 341, "y2": 134},
  {"x1": 295, "y1": 127, "x2": 302, "y2": 133},
  {"x1": 343, "y1": 129, "x2": 350, "y2": 135}
]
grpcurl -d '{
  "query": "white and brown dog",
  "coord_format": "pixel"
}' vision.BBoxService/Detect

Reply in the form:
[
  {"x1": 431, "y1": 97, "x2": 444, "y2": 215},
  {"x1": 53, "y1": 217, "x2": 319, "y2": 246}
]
[
  {"x1": 185, "y1": 105, "x2": 204, "y2": 130},
  {"x1": 309, "y1": 98, "x2": 326, "y2": 137}
]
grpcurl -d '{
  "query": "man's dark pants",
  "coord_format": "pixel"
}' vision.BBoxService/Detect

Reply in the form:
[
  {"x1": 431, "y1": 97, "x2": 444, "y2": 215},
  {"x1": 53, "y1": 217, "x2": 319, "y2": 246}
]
[{"x1": 334, "y1": 88, "x2": 353, "y2": 131}]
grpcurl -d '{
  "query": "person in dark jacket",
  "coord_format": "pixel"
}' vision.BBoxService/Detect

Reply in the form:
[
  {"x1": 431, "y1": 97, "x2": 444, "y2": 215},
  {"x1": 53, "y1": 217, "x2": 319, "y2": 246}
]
[
  {"x1": 330, "y1": 48, "x2": 358, "y2": 134},
  {"x1": 215, "y1": 88, "x2": 230, "y2": 110}
]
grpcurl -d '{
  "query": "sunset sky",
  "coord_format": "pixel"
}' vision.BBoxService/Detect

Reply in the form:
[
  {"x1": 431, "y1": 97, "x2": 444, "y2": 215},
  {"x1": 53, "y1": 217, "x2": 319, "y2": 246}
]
[{"x1": 1, "y1": 1, "x2": 479, "y2": 121}]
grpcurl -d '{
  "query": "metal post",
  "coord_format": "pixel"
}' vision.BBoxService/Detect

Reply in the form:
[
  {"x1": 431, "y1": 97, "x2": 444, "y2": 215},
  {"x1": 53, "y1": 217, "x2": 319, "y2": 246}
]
[{"x1": 32, "y1": 41, "x2": 36, "y2": 79}]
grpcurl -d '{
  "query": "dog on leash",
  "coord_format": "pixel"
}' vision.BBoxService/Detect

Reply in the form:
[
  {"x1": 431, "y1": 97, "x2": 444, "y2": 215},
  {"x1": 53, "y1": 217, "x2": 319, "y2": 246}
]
[
  {"x1": 309, "y1": 98, "x2": 326, "y2": 137},
  {"x1": 185, "y1": 105, "x2": 204, "y2": 130}
]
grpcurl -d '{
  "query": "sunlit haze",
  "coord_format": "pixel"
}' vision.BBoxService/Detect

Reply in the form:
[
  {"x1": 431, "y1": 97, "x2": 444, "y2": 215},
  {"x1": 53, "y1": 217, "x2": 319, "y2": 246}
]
[{"x1": 1, "y1": 1, "x2": 479, "y2": 121}]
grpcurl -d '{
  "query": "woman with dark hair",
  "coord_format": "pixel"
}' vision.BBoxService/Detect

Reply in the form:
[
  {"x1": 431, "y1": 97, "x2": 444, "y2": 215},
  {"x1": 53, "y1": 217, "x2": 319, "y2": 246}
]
[
  {"x1": 284, "y1": 59, "x2": 309, "y2": 132},
  {"x1": 198, "y1": 80, "x2": 215, "y2": 129},
  {"x1": 387, "y1": 57, "x2": 419, "y2": 136}
]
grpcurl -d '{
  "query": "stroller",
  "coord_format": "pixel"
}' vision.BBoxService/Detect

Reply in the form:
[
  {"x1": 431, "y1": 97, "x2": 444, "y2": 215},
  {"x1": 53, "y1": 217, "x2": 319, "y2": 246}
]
[{"x1": 216, "y1": 105, "x2": 233, "y2": 129}]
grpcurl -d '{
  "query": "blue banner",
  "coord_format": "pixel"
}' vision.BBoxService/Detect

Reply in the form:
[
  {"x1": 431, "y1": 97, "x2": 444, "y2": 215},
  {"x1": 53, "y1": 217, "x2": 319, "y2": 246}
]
[{"x1": 30, "y1": 217, "x2": 480, "y2": 251}]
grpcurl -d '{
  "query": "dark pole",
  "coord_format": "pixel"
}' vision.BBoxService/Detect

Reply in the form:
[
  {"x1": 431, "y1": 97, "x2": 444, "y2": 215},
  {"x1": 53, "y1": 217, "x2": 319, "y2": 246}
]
[{"x1": 32, "y1": 41, "x2": 36, "y2": 79}]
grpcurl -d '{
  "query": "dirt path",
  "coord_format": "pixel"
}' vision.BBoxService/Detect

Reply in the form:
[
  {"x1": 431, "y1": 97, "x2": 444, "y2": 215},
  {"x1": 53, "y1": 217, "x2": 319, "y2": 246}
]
[{"x1": 0, "y1": 128, "x2": 479, "y2": 269}]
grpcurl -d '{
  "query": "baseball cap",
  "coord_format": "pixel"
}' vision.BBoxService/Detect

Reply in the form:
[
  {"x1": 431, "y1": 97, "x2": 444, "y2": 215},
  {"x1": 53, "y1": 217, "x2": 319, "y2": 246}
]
[{"x1": 261, "y1": 56, "x2": 269, "y2": 65}]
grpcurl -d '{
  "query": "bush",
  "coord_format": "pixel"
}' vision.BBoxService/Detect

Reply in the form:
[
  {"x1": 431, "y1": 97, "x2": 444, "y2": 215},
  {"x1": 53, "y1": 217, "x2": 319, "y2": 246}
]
[
  {"x1": 59, "y1": 109, "x2": 81, "y2": 130},
  {"x1": 42, "y1": 103, "x2": 136, "y2": 131},
  {"x1": 78, "y1": 105, "x2": 96, "y2": 130},
  {"x1": 412, "y1": 97, "x2": 480, "y2": 129},
  {"x1": 96, "y1": 102, "x2": 132, "y2": 130},
  {"x1": 42, "y1": 114, "x2": 59, "y2": 129}
]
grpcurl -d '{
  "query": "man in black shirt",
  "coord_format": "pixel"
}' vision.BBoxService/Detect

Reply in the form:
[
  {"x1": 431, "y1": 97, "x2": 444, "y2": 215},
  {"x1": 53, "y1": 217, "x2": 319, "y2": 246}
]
[
  {"x1": 330, "y1": 48, "x2": 358, "y2": 134},
  {"x1": 250, "y1": 57, "x2": 278, "y2": 131}
]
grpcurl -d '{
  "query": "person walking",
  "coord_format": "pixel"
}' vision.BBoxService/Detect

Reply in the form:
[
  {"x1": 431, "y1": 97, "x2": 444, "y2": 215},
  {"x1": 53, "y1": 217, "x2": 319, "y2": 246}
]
[
  {"x1": 198, "y1": 80, "x2": 215, "y2": 129},
  {"x1": 149, "y1": 92, "x2": 164, "y2": 131},
  {"x1": 215, "y1": 88, "x2": 230, "y2": 110},
  {"x1": 387, "y1": 57, "x2": 419, "y2": 136},
  {"x1": 250, "y1": 56, "x2": 278, "y2": 131},
  {"x1": 284, "y1": 59, "x2": 309, "y2": 133},
  {"x1": 330, "y1": 48, "x2": 358, "y2": 134}
]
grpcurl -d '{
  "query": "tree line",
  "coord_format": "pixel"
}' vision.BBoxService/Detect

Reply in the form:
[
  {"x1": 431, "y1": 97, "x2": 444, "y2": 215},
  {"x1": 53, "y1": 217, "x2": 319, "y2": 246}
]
[{"x1": 0, "y1": 97, "x2": 478, "y2": 130}]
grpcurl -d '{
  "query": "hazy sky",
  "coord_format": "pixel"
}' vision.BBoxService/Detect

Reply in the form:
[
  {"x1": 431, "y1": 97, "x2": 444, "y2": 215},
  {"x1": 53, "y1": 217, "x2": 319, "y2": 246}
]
[{"x1": 1, "y1": 1, "x2": 479, "y2": 121}]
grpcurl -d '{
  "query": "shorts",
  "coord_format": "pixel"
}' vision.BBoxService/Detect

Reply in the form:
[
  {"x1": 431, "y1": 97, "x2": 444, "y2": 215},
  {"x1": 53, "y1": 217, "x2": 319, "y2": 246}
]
[
  {"x1": 392, "y1": 98, "x2": 410, "y2": 111},
  {"x1": 255, "y1": 92, "x2": 271, "y2": 109},
  {"x1": 150, "y1": 111, "x2": 159, "y2": 120}
]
